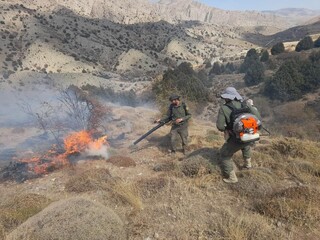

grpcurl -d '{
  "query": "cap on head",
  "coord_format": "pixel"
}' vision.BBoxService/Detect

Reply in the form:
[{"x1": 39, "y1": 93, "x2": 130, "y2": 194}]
[
  {"x1": 169, "y1": 94, "x2": 180, "y2": 101},
  {"x1": 220, "y1": 87, "x2": 243, "y2": 101}
]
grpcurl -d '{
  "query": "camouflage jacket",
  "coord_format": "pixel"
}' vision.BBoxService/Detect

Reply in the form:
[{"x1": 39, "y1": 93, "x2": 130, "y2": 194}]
[{"x1": 161, "y1": 102, "x2": 191, "y2": 125}]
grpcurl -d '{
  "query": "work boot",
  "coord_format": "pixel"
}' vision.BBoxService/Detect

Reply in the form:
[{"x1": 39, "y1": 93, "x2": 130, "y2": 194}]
[
  {"x1": 223, "y1": 170, "x2": 238, "y2": 183},
  {"x1": 243, "y1": 158, "x2": 252, "y2": 169}
]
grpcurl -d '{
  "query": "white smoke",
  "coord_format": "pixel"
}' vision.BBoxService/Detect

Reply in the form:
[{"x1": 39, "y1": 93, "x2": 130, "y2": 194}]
[{"x1": 84, "y1": 143, "x2": 109, "y2": 159}]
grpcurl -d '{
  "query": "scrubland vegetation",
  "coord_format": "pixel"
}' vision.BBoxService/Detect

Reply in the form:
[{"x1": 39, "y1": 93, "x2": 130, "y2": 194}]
[
  {"x1": 1, "y1": 132, "x2": 320, "y2": 239},
  {"x1": 1, "y1": 1, "x2": 320, "y2": 240}
]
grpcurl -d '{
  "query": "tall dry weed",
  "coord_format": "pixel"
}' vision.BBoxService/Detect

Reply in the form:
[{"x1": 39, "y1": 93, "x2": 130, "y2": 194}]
[
  {"x1": 65, "y1": 168, "x2": 142, "y2": 211},
  {"x1": 112, "y1": 180, "x2": 143, "y2": 211},
  {"x1": 0, "y1": 224, "x2": 5, "y2": 240}
]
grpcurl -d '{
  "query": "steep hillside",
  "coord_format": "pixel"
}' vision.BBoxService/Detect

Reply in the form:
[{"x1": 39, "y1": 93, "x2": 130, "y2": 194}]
[
  {"x1": 263, "y1": 8, "x2": 320, "y2": 26},
  {"x1": 1, "y1": 98, "x2": 320, "y2": 239},
  {"x1": 244, "y1": 20, "x2": 320, "y2": 46},
  {"x1": 0, "y1": 1, "x2": 258, "y2": 83},
  {"x1": 8, "y1": 0, "x2": 293, "y2": 30}
]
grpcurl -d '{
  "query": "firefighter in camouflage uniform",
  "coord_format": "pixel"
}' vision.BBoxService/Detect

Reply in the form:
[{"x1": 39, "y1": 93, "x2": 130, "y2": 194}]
[
  {"x1": 155, "y1": 94, "x2": 191, "y2": 155},
  {"x1": 216, "y1": 87, "x2": 261, "y2": 183}
]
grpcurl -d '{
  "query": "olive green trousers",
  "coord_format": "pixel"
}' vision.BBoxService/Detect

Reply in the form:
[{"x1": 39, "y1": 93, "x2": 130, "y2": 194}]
[
  {"x1": 219, "y1": 138, "x2": 251, "y2": 177},
  {"x1": 170, "y1": 124, "x2": 188, "y2": 151}
]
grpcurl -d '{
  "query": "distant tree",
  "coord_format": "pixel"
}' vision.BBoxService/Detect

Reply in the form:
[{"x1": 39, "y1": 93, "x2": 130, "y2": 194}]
[
  {"x1": 225, "y1": 62, "x2": 236, "y2": 73},
  {"x1": 295, "y1": 36, "x2": 314, "y2": 52},
  {"x1": 314, "y1": 37, "x2": 320, "y2": 48},
  {"x1": 260, "y1": 50, "x2": 269, "y2": 62},
  {"x1": 239, "y1": 48, "x2": 265, "y2": 86},
  {"x1": 299, "y1": 52, "x2": 320, "y2": 91},
  {"x1": 309, "y1": 50, "x2": 320, "y2": 63},
  {"x1": 204, "y1": 59, "x2": 212, "y2": 68},
  {"x1": 271, "y1": 42, "x2": 285, "y2": 55},
  {"x1": 152, "y1": 62, "x2": 210, "y2": 105},
  {"x1": 264, "y1": 60, "x2": 305, "y2": 101},
  {"x1": 239, "y1": 48, "x2": 259, "y2": 73},
  {"x1": 246, "y1": 48, "x2": 258, "y2": 58},
  {"x1": 244, "y1": 60, "x2": 265, "y2": 86},
  {"x1": 210, "y1": 62, "x2": 222, "y2": 75}
]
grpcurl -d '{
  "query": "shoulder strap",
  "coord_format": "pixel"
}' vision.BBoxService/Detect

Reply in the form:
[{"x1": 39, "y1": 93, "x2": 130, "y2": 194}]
[
  {"x1": 170, "y1": 102, "x2": 187, "y2": 113},
  {"x1": 169, "y1": 104, "x2": 174, "y2": 118},
  {"x1": 182, "y1": 102, "x2": 187, "y2": 113}
]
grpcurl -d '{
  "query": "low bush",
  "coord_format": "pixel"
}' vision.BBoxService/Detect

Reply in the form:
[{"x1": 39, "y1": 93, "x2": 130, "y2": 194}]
[
  {"x1": 254, "y1": 186, "x2": 320, "y2": 226},
  {"x1": 0, "y1": 194, "x2": 51, "y2": 232}
]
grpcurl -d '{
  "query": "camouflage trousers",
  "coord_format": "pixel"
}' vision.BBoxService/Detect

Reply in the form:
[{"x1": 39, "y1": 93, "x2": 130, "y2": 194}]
[
  {"x1": 219, "y1": 137, "x2": 252, "y2": 177},
  {"x1": 170, "y1": 123, "x2": 188, "y2": 151}
]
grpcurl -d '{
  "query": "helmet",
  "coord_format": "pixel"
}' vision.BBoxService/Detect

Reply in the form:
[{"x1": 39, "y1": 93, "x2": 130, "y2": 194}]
[{"x1": 169, "y1": 94, "x2": 180, "y2": 101}]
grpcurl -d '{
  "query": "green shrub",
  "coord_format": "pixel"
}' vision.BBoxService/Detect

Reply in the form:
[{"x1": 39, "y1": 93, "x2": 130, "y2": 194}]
[
  {"x1": 314, "y1": 37, "x2": 320, "y2": 48},
  {"x1": 260, "y1": 50, "x2": 269, "y2": 62},
  {"x1": 152, "y1": 62, "x2": 210, "y2": 106},
  {"x1": 271, "y1": 42, "x2": 285, "y2": 55},
  {"x1": 296, "y1": 36, "x2": 314, "y2": 52}
]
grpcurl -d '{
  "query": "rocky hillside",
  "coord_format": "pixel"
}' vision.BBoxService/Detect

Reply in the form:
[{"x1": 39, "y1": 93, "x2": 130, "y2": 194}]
[
  {"x1": 0, "y1": 0, "x2": 260, "y2": 85},
  {"x1": 263, "y1": 8, "x2": 320, "y2": 26},
  {"x1": 1, "y1": 0, "x2": 319, "y2": 84},
  {"x1": 8, "y1": 0, "x2": 295, "y2": 29}
]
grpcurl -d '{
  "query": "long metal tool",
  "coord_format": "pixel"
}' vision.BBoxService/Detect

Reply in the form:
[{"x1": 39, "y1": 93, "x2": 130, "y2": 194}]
[{"x1": 133, "y1": 119, "x2": 171, "y2": 145}]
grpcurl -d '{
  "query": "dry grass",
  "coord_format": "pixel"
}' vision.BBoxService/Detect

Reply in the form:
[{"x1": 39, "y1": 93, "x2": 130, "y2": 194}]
[
  {"x1": 127, "y1": 175, "x2": 284, "y2": 240},
  {"x1": 7, "y1": 197, "x2": 126, "y2": 240},
  {"x1": 230, "y1": 169, "x2": 279, "y2": 198},
  {"x1": 254, "y1": 186, "x2": 320, "y2": 227},
  {"x1": 0, "y1": 193, "x2": 51, "y2": 234},
  {"x1": 153, "y1": 161, "x2": 178, "y2": 172},
  {"x1": 137, "y1": 177, "x2": 169, "y2": 198},
  {"x1": 108, "y1": 155, "x2": 136, "y2": 167},
  {"x1": 180, "y1": 155, "x2": 216, "y2": 177},
  {"x1": 3, "y1": 126, "x2": 320, "y2": 239},
  {"x1": 212, "y1": 209, "x2": 283, "y2": 240},
  {"x1": 253, "y1": 137, "x2": 320, "y2": 179},
  {"x1": 187, "y1": 174, "x2": 221, "y2": 190},
  {"x1": 65, "y1": 168, "x2": 142, "y2": 211},
  {"x1": 65, "y1": 168, "x2": 113, "y2": 193},
  {"x1": 0, "y1": 224, "x2": 5, "y2": 240},
  {"x1": 112, "y1": 180, "x2": 143, "y2": 211},
  {"x1": 205, "y1": 129, "x2": 223, "y2": 143}
]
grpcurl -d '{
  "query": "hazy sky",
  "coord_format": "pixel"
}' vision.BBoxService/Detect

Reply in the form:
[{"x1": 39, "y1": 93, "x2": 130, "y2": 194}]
[{"x1": 197, "y1": 0, "x2": 320, "y2": 11}]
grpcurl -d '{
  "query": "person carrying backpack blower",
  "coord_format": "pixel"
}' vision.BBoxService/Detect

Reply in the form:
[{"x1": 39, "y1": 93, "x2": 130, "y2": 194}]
[{"x1": 216, "y1": 87, "x2": 262, "y2": 183}]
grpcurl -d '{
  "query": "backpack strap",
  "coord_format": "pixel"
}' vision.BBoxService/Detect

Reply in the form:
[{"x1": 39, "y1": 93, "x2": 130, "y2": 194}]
[
  {"x1": 169, "y1": 102, "x2": 188, "y2": 117},
  {"x1": 224, "y1": 101, "x2": 250, "y2": 130}
]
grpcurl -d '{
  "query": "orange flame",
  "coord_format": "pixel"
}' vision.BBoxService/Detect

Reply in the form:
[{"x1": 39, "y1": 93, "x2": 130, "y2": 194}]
[
  {"x1": 64, "y1": 130, "x2": 92, "y2": 155},
  {"x1": 19, "y1": 131, "x2": 108, "y2": 175}
]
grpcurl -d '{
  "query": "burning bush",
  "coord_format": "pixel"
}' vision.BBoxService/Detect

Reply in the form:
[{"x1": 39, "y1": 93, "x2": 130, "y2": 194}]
[
  {"x1": 63, "y1": 130, "x2": 109, "y2": 158},
  {"x1": 19, "y1": 85, "x2": 110, "y2": 151},
  {"x1": 2, "y1": 131, "x2": 110, "y2": 182}
]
